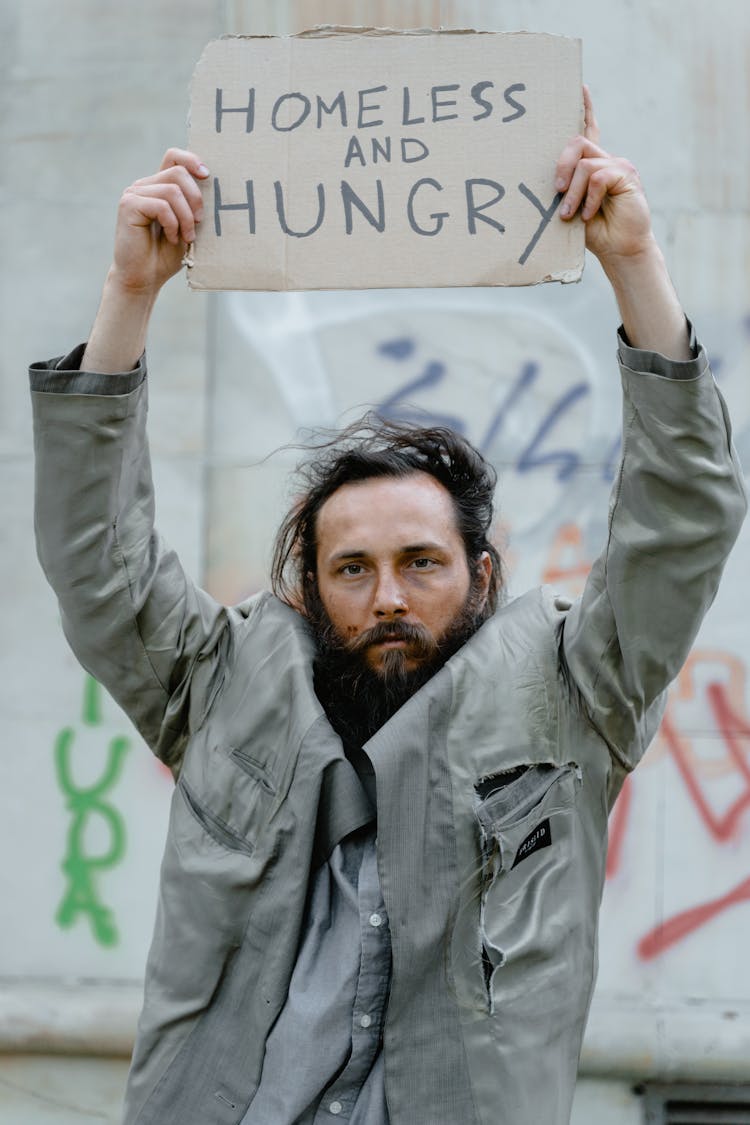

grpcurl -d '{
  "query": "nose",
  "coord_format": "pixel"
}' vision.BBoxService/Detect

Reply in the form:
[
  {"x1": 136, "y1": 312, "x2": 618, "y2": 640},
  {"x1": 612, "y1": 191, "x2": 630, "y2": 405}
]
[{"x1": 372, "y1": 569, "x2": 408, "y2": 618}]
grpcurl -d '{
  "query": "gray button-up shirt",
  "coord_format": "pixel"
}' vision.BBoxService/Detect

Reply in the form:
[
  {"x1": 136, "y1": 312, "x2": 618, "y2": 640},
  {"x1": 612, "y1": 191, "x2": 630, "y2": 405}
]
[{"x1": 241, "y1": 828, "x2": 391, "y2": 1124}]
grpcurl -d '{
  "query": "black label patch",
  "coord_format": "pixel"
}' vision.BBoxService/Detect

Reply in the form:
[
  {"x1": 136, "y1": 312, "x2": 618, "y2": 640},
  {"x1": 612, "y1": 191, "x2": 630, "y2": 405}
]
[{"x1": 511, "y1": 818, "x2": 551, "y2": 869}]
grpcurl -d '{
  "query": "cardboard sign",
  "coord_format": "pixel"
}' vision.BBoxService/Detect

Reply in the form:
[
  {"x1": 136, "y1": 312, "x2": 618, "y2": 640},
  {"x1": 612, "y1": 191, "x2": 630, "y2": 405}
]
[{"x1": 187, "y1": 28, "x2": 584, "y2": 291}]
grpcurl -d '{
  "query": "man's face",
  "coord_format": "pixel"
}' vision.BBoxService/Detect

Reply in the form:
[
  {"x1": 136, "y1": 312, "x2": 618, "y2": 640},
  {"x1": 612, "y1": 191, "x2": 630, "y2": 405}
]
[{"x1": 314, "y1": 471, "x2": 492, "y2": 677}]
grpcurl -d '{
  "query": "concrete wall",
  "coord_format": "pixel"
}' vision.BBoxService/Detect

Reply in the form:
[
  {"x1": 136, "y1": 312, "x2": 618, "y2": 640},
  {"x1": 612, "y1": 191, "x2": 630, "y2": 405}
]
[{"x1": 2, "y1": 0, "x2": 748, "y2": 1120}]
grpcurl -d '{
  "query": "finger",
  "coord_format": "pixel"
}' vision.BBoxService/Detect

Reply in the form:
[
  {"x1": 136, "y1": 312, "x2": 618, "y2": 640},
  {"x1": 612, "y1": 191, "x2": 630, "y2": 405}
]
[
  {"x1": 119, "y1": 193, "x2": 182, "y2": 245},
  {"x1": 581, "y1": 168, "x2": 611, "y2": 221},
  {"x1": 159, "y1": 146, "x2": 210, "y2": 179},
  {"x1": 583, "y1": 85, "x2": 600, "y2": 145},
  {"x1": 132, "y1": 167, "x2": 203, "y2": 225},
  {"x1": 581, "y1": 163, "x2": 637, "y2": 221},
  {"x1": 132, "y1": 167, "x2": 205, "y2": 223},
  {"x1": 125, "y1": 182, "x2": 200, "y2": 243},
  {"x1": 559, "y1": 156, "x2": 611, "y2": 219},
  {"x1": 555, "y1": 134, "x2": 608, "y2": 194}
]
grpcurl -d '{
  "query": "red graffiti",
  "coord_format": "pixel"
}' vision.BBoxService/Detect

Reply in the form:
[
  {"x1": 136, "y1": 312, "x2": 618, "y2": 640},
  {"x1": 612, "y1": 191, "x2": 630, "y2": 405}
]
[
  {"x1": 660, "y1": 683, "x2": 750, "y2": 842},
  {"x1": 606, "y1": 651, "x2": 750, "y2": 959},
  {"x1": 605, "y1": 774, "x2": 632, "y2": 880},
  {"x1": 638, "y1": 873, "x2": 750, "y2": 960}
]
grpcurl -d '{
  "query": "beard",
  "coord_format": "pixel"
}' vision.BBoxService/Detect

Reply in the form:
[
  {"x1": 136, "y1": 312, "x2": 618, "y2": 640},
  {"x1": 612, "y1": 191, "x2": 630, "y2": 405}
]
[{"x1": 310, "y1": 578, "x2": 491, "y2": 750}]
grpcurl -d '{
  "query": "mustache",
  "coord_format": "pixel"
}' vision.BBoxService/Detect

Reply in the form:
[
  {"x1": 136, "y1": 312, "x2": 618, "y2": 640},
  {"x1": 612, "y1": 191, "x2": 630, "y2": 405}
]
[{"x1": 347, "y1": 619, "x2": 438, "y2": 659}]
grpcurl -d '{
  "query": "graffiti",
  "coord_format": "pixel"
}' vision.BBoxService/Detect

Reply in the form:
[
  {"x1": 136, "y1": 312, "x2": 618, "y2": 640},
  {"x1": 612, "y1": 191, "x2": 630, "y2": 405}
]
[
  {"x1": 661, "y1": 678, "x2": 750, "y2": 843},
  {"x1": 605, "y1": 774, "x2": 633, "y2": 882},
  {"x1": 371, "y1": 309, "x2": 750, "y2": 493},
  {"x1": 541, "y1": 522, "x2": 592, "y2": 593},
  {"x1": 637, "y1": 875, "x2": 750, "y2": 961},
  {"x1": 606, "y1": 651, "x2": 750, "y2": 959},
  {"x1": 54, "y1": 674, "x2": 130, "y2": 947},
  {"x1": 375, "y1": 334, "x2": 601, "y2": 483}
]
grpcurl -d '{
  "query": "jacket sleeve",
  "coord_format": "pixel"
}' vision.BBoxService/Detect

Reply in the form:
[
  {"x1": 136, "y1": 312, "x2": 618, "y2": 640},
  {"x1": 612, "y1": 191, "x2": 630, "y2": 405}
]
[
  {"x1": 561, "y1": 329, "x2": 747, "y2": 772},
  {"x1": 30, "y1": 346, "x2": 239, "y2": 772}
]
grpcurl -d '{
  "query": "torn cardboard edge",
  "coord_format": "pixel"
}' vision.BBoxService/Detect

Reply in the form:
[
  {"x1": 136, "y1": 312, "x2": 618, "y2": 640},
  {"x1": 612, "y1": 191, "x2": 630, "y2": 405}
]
[
  {"x1": 218, "y1": 26, "x2": 560, "y2": 39},
  {"x1": 187, "y1": 28, "x2": 584, "y2": 291}
]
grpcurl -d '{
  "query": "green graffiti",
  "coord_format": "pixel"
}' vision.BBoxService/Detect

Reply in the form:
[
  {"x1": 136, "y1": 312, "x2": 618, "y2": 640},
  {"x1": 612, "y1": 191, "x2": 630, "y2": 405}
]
[
  {"x1": 82, "y1": 672, "x2": 102, "y2": 726},
  {"x1": 54, "y1": 675, "x2": 130, "y2": 946}
]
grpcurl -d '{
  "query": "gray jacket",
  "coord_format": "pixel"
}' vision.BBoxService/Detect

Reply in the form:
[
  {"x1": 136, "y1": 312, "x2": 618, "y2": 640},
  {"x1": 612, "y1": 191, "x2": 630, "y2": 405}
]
[{"x1": 30, "y1": 336, "x2": 746, "y2": 1125}]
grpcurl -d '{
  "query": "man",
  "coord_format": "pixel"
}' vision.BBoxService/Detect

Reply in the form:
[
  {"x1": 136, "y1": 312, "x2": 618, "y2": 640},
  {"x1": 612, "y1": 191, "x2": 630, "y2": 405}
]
[{"x1": 30, "y1": 91, "x2": 746, "y2": 1125}]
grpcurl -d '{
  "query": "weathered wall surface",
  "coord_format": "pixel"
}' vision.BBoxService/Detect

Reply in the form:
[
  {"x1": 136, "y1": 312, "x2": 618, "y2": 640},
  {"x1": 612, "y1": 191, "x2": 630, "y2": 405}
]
[
  {"x1": 0, "y1": 0, "x2": 226, "y2": 1094},
  {"x1": 2, "y1": 0, "x2": 748, "y2": 1120}
]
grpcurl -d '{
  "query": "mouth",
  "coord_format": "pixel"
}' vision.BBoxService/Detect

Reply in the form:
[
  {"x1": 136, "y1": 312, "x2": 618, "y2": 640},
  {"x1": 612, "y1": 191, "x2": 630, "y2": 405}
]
[{"x1": 351, "y1": 622, "x2": 434, "y2": 663}]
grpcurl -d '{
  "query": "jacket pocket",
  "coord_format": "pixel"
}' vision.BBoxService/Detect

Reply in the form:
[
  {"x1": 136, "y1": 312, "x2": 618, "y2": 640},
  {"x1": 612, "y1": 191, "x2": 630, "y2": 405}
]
[
  {"x1": 139, "y1": 773, "x2": 267, "y2": 1041},
  {"x1": 177, "y1": 737, "x2": 280, "y2": 851},
  {"x1": 179, "y1": 777, "x2": 255, "y2": 856},
  {"x1": 473, "y1": 763, "x2": 582, "y2": 1016},
  {"x1": 230, "y1": 747, "x2": 277, "y2": 796}
]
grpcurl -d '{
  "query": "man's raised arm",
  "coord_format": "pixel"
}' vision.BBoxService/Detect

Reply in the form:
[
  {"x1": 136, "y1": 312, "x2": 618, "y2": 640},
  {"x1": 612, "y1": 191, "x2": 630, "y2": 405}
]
[
  {"x1": 82, "y1": 148, "x2": 209, "y2": 372},
  {"x1": 557, "y1": 87, "x2": 691, "y2": 359},
  {"x1": 553, "y1": 90, "x2": 746, "y2": 783},
  {"x1": 30, "y1": 149, "x2": 237, "y2": 773}
]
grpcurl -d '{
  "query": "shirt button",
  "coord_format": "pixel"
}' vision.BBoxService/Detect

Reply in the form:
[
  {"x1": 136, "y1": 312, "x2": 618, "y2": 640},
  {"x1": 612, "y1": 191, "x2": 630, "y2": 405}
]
[
  {"x1": 360, "y1": 1013, "x2": 372, "y2": 1028},
  {"x1": 369, "y1": 912, "x2": 383, "y2": 928},
  {"x1": 329, "y1": 1101, "x2": 343, "y2": 1115}
]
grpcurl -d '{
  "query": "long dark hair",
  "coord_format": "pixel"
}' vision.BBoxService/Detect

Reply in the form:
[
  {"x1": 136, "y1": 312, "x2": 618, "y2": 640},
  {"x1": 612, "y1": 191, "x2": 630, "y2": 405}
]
[{"x1": 271, "y1": 414, "x2": 504, "y2": 616}]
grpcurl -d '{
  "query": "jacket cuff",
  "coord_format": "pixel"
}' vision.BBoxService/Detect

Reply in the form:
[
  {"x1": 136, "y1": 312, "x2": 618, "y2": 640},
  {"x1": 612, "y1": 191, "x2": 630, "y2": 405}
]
[
  {"x1": 29, "y1": 344, "x2": 147, "y2": 395},
  {"x1": 616, "y1": 320, "x2": 707, "y2": 381}
]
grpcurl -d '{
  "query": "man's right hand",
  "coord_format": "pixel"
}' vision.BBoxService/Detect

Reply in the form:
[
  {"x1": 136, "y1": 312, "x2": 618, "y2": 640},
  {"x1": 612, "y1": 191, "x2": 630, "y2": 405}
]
[
  {"x1": 81, "y1": 149, "x2": 209, "y2": 374},
  {"x1": 112, "y1": 148, "x2": 209, "y2": 295}
]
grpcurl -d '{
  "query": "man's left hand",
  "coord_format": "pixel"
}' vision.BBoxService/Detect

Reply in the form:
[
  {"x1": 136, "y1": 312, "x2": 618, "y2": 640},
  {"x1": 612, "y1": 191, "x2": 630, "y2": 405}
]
[{"x1": 556, "y1": 87, "x2": 655, "y2": 266}]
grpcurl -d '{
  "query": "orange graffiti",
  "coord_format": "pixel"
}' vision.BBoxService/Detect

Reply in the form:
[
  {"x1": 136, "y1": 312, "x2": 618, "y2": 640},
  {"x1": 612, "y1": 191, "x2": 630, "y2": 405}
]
[{"x1": 541, "y1": 523, "x2": 591, "y2": 596}]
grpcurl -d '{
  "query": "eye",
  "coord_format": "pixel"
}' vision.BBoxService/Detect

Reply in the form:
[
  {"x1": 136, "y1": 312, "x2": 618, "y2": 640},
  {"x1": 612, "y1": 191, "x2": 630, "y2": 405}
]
[
  {"x1": 410, "y1": 557, "x2": 437, "y2": 570},
  {"x1": 340, "y1": 562, "x2": 365, "y2": 576}
]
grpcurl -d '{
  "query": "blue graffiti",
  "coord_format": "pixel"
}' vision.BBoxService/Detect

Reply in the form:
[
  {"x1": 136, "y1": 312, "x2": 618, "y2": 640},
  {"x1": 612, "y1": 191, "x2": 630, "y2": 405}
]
[
  {"x1": 479, "y1": 361, "x2": 538, "y2": 452},
  {"x1": 516, "y1": 382, "x2": 589, "y2": 482},
  {"x1": 374, "y1": 336, "x2": 612, "y2": 484}
]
